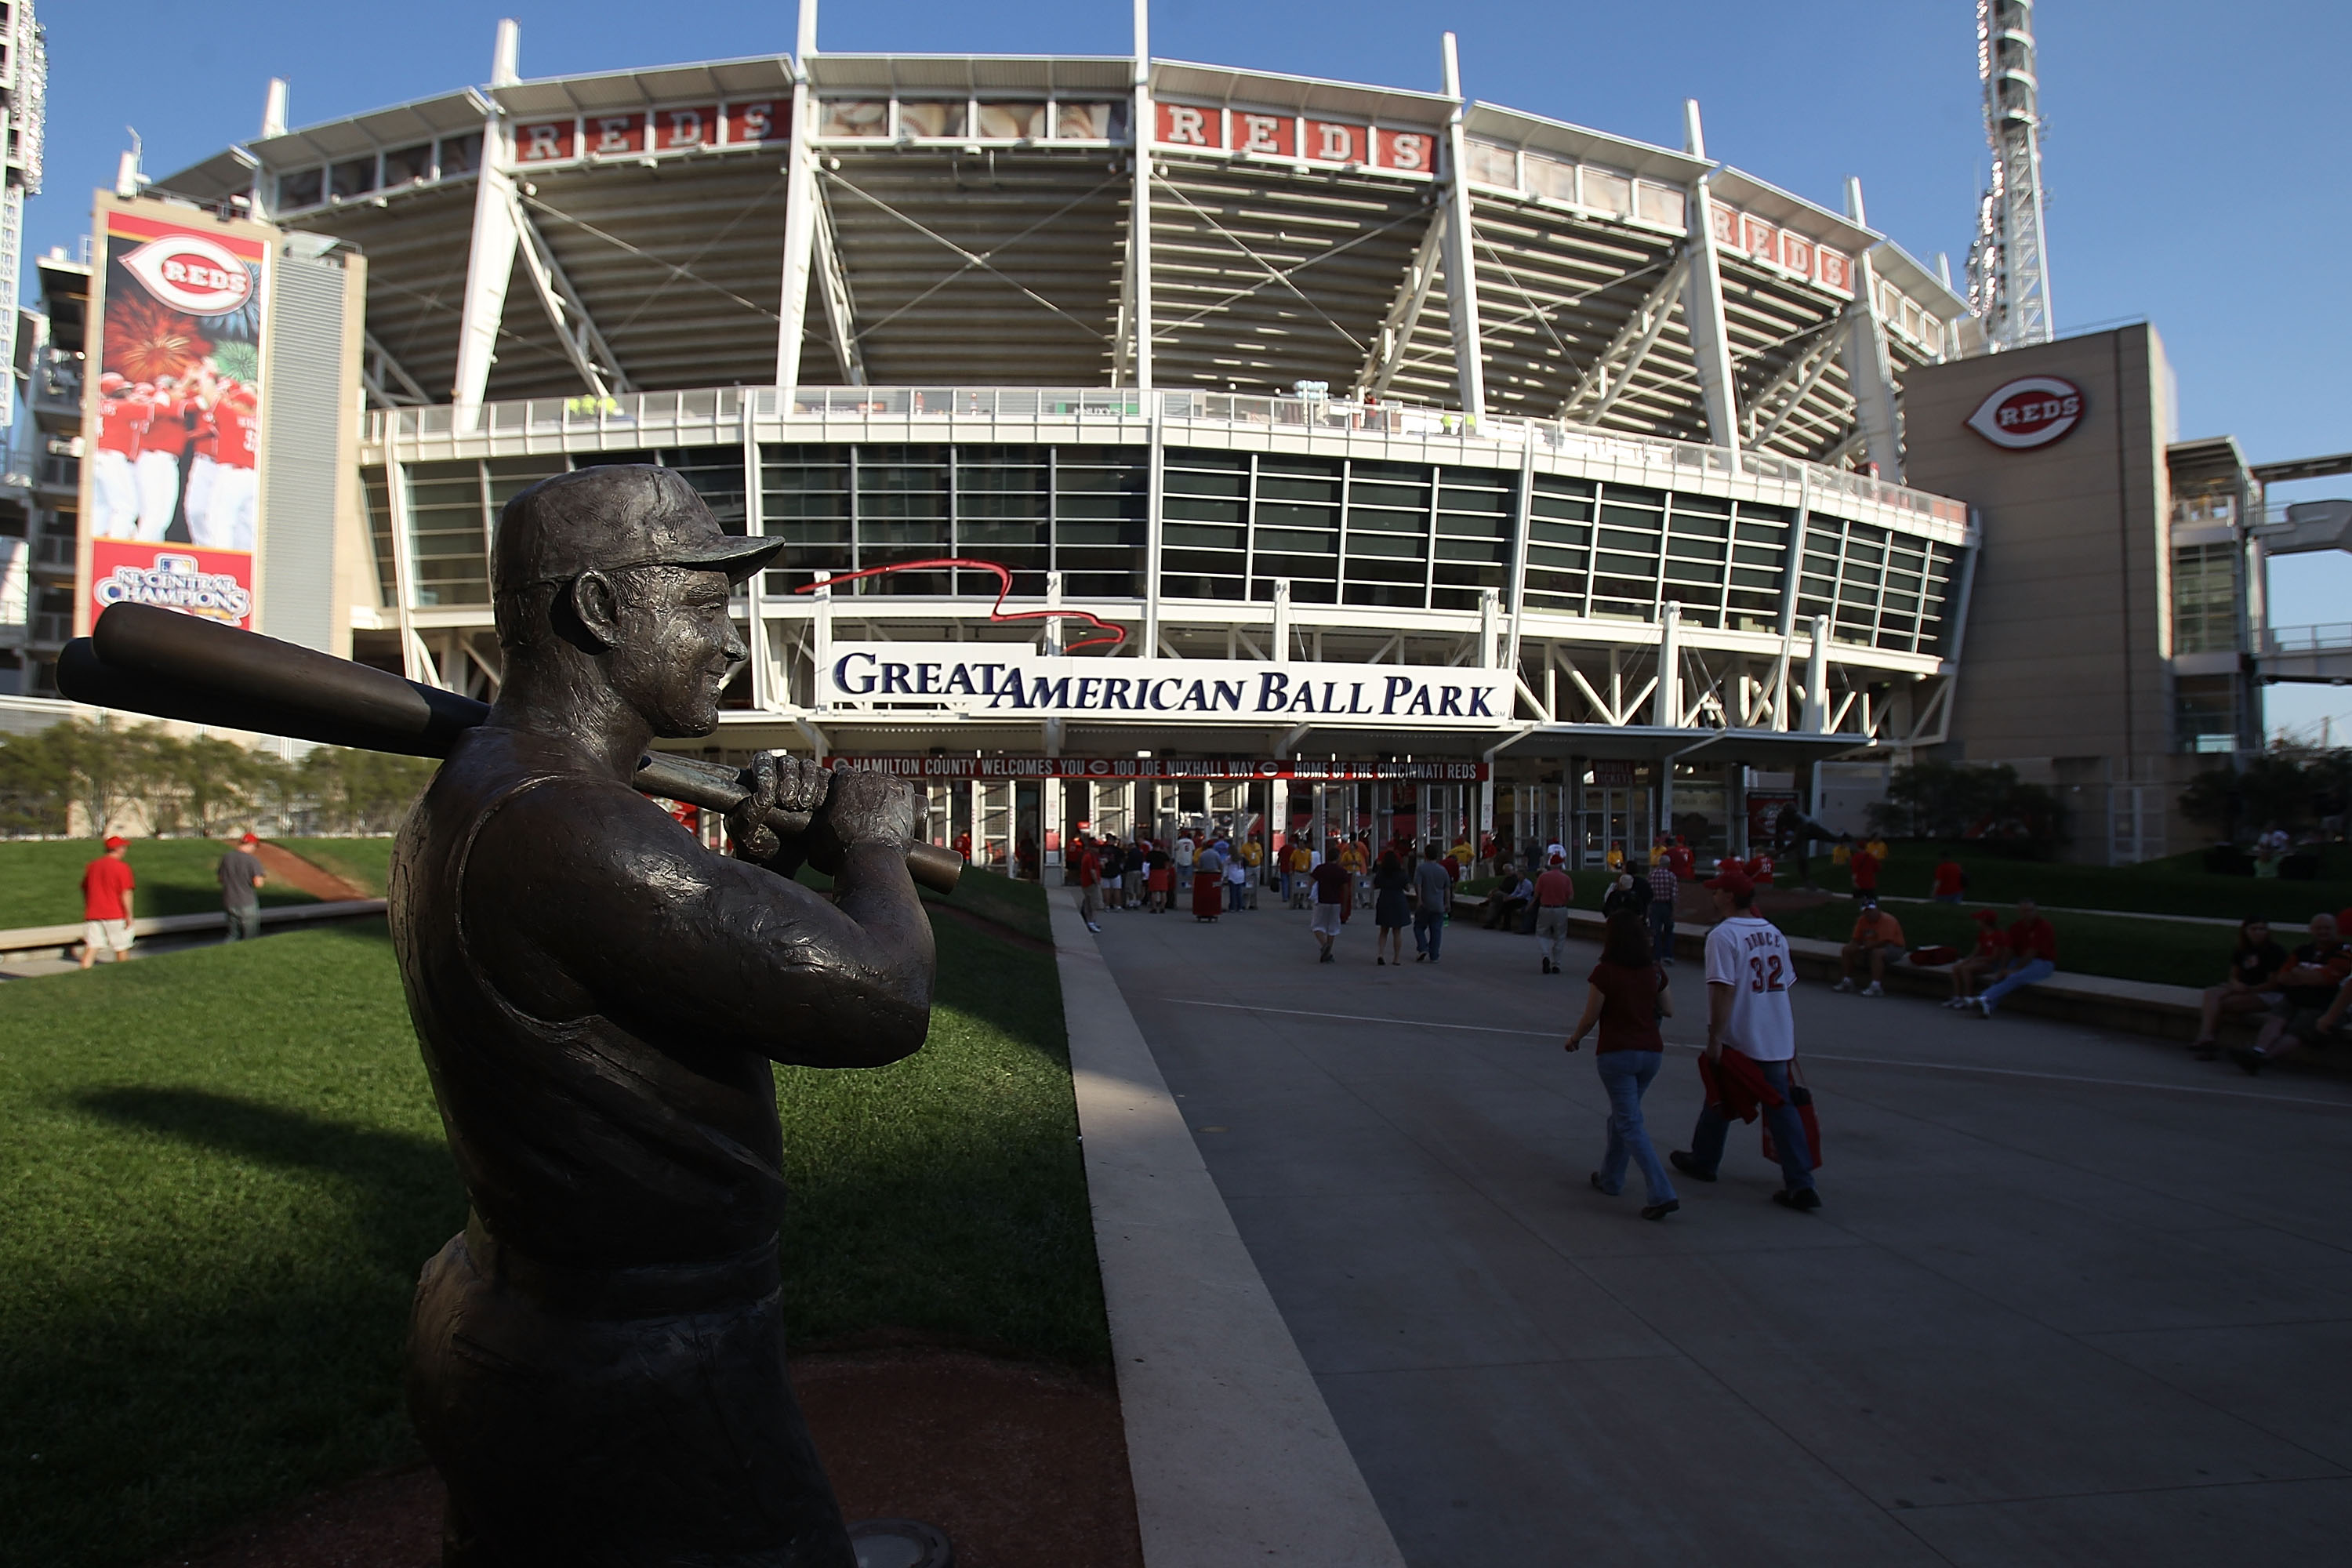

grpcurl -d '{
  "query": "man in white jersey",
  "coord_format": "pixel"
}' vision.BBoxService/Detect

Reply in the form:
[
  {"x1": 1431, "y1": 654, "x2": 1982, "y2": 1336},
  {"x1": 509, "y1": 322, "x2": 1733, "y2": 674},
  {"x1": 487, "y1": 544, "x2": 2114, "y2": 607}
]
[{"x1": 1670, "y1": 865, "x2": 1820, "y2": 1210}]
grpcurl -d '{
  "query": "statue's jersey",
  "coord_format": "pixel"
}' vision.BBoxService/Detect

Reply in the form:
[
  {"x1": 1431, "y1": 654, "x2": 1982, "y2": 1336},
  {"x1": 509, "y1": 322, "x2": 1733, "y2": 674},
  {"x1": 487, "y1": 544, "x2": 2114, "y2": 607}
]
[{"x1": 390, "y1": 725, "x2": 789, "y2": 1271}]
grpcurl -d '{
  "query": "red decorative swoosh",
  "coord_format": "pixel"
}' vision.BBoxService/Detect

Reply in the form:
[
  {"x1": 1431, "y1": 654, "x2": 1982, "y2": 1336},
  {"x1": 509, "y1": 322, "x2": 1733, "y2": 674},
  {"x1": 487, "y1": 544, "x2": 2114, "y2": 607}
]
[{"x1": 791, "y1": 557, "x2": 1129, "y2": 652}]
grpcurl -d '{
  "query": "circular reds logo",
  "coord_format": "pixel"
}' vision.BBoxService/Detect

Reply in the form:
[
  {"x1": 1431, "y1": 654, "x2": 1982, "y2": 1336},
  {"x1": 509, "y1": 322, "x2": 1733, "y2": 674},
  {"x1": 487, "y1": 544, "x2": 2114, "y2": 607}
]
[
  {"x1": 1965, "y1": 376, "x2": 2086, "y2": 451},
  {"x1": 120, "y1": 234, "x2": 255, "y2": 315}
]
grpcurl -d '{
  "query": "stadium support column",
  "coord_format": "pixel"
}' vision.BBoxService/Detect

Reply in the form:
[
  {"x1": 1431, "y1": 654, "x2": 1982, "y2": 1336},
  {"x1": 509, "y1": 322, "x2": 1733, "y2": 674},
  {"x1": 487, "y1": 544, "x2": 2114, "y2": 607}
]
[
  {"x1": 1678, "y1": 101, "x2": 1740, "y2": 455},
  {"x1": 1438, "y1": 34, "x2": 1486, "y2": 423},
  {"x1": 1128, "y1": 0, "x2": 1155, "y2": 393},
  {"x1": 1144, "y1": 405, "x2": 1166, "y2": 655},
  {"x1": 742, "y1": 403, "x2": 771, "y2": 712},
  {"x1": 1842, "y1": 177, "x2": 1904, "y2": 479},
  {"x1": 1802, "y1": 614, "x2": 1831, "y2": 732},
  {"x1": 1651, "y1": 600, "x2": 1682, "y2": 728},
  {"x1": 1769, "y1": 466, "x2": 1810, "y2": 731},
  {"x1": 452, "y1": 21, "x2": 524, "y2": 421},
  {"x1": 774, "y1": 0, "x2": 820, "y2": 400}
]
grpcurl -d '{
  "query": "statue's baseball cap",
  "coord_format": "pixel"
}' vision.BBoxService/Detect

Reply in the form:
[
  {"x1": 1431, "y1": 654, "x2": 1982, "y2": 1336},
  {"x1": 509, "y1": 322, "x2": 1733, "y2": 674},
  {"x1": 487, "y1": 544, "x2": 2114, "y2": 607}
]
[{"x1": 492, "y1": 466, "x2": 781, "y2": 597}]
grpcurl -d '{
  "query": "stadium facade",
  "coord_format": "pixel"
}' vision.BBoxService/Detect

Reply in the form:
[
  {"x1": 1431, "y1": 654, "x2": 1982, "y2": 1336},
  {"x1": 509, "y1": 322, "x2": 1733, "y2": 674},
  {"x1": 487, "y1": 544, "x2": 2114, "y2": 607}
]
[{"x1": 19, "y1": 5, "x2": 2321, "y2": 868}]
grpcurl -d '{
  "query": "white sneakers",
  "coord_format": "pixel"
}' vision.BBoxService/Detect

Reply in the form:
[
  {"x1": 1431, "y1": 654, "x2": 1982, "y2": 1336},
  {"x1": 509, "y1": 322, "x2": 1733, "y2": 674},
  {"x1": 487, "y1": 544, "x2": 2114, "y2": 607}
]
[
  {"x1": 1863, "y1": 982, "x2": 1884, "y2": 997},
  {"x1": 1833, "y1": 978, "x2": 1857, "y2": 993}
]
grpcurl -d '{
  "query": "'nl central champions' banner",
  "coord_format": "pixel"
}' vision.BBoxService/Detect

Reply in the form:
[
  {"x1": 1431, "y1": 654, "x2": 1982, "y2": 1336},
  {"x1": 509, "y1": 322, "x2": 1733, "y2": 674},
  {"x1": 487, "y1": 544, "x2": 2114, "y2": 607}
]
[
  {"x1": 822, "y1": 644, "x2": 1512, "y2": 728},
  {"x1": 80, "y1": 205, "x2": 267, "y2": 633}
]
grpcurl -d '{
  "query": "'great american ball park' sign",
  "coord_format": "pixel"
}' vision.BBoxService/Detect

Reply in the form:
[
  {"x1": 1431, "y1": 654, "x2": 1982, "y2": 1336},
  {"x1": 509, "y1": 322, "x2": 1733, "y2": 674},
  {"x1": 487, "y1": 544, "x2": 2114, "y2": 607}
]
[{"x1": 821, "y1": 646, "x2": 1511, "y2": 729}]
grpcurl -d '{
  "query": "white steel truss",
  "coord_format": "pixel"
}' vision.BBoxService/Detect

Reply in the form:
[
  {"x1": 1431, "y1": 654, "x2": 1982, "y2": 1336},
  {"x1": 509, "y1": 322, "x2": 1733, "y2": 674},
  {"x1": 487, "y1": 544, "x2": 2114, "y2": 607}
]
[
  {"x1": 513, "y1": 193, "x2": 637, "y2": 398},
  {"x1": 1558, "y1": 250, "x2": 1689, "y2": 425}
]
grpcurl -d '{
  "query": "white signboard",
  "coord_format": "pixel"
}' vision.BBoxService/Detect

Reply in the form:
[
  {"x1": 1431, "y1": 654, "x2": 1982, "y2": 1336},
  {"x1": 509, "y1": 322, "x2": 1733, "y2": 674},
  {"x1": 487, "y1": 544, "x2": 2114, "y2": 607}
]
[{"x1": 821, "y1": 644, "x2": 1512, "y2": 728}]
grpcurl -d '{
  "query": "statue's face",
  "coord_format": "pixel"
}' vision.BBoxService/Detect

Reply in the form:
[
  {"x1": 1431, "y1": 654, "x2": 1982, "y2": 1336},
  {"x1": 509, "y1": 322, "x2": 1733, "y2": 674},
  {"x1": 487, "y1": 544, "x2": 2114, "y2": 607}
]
[{"x1": 603, "y1": 566, "x2": 747, "y2": 737}]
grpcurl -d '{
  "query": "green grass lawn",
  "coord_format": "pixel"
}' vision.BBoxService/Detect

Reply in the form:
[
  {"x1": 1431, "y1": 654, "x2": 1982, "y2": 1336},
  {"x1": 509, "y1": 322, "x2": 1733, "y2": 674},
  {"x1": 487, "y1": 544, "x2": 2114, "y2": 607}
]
[
  {"x1": 0, "y1": 884, "x2": 1096, "y2": 1568},
  {"x1": 274, "y1": 837, "x2": 396, "y2": 897},
  {"x1": 923, "y1": 862, "x2": 1054, "y2": 944},
  {"x1": 1802, "y1": 840, "x2": 2352, "y2": 926},
  {"x1": 0, "y1": 840, "x2": 321, "y2": 930}
]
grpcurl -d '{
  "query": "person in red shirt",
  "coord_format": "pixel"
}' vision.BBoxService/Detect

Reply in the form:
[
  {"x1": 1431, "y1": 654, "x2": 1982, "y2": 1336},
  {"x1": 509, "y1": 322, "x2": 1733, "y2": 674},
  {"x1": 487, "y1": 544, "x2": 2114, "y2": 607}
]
[
  {"x1": 1971, "y1": 898, "x2": 2057, "y2": 1018},
  {"x1": 79, "y1": 836, "x2": 138, "y2": 968},
  {"x1": 136, "y1": 374, "x2": 196, "y2": 541},
  {"x1": 1665, "y1": 837, "x2": 1695, "y2": 882},
  {"x1": 1942, "y1": 909, "x2": 2009, "y2": 1008},
  {"x1": 1930, "y1": 855, "x2": 1966, "y2": 903},
  {"x1": 193, "y1": 379, "x2": 260, "y2": 552},
  {"x1": 1073, "y1": 834, "x2": 1102, "y2": 931},
  {"x1": 1534, "y1": 851, "x2": 1577, "y2": 974},
  {"x1": 91, "y1": 374, "x2": 151, "y2": 539},
  {"x1": 1847, "y1": 840, "x2": 1880, "y2": 902}
]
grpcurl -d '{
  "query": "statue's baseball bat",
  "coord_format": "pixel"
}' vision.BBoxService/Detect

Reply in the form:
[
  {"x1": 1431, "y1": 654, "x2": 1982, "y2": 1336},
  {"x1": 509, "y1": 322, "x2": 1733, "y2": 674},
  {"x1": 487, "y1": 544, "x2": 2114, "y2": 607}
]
[{"x1": 57, "y1": 604, "x2": 963, "y2": 895}]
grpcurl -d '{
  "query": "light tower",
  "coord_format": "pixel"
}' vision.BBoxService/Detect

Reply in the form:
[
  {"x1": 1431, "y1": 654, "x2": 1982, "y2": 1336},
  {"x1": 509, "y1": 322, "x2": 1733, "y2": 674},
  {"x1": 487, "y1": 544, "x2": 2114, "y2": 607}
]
[
  {"x1": 1965, "y1": 0, "x2": 2055, "y2": 350},
  {"x1": 0, "y1": 0, "x2": 45, "y2": 429}
]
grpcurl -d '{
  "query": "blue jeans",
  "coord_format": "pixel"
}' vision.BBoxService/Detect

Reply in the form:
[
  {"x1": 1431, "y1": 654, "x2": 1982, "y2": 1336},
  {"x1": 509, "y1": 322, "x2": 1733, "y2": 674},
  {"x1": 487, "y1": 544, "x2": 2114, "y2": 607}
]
[
  {"x1": 224, "y1": 905, "x2": 262, "y2": 942},
  {"x1": 1649, "y1": 899, "x2": 1675, "y2": 962},
  {"x1": 1414, "y1": 908, "x2": 1445, "y2": 959},
  {"x1": 1979, "y1": 956, "x2": 2055, "y2": 1012},
  {"x1": 1595, "y1": 1050, "x2": 1675, "y2": 1205},
  {"x1": 1226, "y1": 881, "x2": 1246, "y2": 911},
  {"x1": 1687, "y1": 1057, "x2": 1815, "y2": 1192}
]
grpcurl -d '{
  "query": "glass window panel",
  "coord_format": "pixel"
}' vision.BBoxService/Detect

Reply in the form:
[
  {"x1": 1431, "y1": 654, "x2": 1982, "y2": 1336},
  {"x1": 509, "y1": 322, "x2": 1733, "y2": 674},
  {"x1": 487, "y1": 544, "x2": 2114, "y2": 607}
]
[
  {"x1": 819, "y1": 100, "x2": 889, "y2": 138},
  {"x1": 384, "y1": 143, "x2": 434, "y2": 185},
  {"x1": 898, "y1": 102, "x2": 969, "y2": 139},
  {"x1": 1055, "y1": 103, "x2": 1116, "y2": 140},
  {"x1": 329, "y1": 156, "x2": 378, "y2": 199},
  {"x1": 437, "y1": 133, "x2": 482, "y2": 176},
  {"x1": 1582, "y1": 166, "x2": 1631, "y2": 216},
  {"x1": 1634, "y1": 182, "x2": 1686, "y2": 230},
  {"x1": 975, "y1": 101, "x2": 1051, "y2": 140},
  {"x1": 1349, "y1": 483, "x2": 1428, "y2": 509},
  {"x1": 1466, "y1": 139, "x2": 1518, "y2": 187},
  {"x1": 277, "y1": 167, "x2": 324, "y2": 209}
]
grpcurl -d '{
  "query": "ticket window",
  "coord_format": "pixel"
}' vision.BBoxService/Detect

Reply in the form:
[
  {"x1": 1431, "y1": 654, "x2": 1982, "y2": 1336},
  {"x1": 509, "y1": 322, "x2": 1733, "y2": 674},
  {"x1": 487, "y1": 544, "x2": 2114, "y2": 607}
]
[
  {"x1": 1014, "y1": 780, "x2": 1043, "y2": 880},
  {"x1": 1094, "y1": 781, "x2": 1132, "y2": 844},
  {"x1": 1207, "y1": 781, "x2": 1247, "y2": 844}
]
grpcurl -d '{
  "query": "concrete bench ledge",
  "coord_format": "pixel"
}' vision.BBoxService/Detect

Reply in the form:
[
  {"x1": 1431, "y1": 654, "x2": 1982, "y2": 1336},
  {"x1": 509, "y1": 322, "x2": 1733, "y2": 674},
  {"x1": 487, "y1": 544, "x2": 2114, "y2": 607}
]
[{"x1": 0, "y1": 899, "x2": 387, "y2": 956}]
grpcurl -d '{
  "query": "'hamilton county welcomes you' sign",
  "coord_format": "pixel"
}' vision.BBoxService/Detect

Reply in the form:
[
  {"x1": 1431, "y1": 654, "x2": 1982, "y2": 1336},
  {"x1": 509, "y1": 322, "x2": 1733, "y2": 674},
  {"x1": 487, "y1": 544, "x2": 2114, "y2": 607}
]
[{"x1": 820, "y1": 644, "x2": 1513, "y2": 729}]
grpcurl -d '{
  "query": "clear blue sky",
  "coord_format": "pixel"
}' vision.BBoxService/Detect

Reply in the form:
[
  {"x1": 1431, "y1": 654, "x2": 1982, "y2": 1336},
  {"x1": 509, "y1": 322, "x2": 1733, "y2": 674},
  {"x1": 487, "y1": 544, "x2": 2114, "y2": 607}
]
[{"x1": 31, "y1": 0, "x2": 2352, "y2": 735}]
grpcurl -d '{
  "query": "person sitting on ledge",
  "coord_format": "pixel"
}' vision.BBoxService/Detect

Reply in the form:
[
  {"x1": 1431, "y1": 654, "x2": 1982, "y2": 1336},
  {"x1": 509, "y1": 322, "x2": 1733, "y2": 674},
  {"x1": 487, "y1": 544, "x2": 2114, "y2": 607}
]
[
  {"x1": 1834, "y1": 897, "x2": 1906, "y2": 997},
  {"x1": 1970, "y1": 898, "x2": 2057, "y2": 1018},
  {"x1": 1484, "y1": 863, "x2": 1536, "y2": 929},
  {"x1": 1941, "y1": 909, "x2": 2009, "y2": 1010},
  {"x1": 2189, "y1": 916, "x2": 2288, "y2": 1060},
  {"x1": 2230, "y1": 913, "x2": 2349, "y2": 1074}
]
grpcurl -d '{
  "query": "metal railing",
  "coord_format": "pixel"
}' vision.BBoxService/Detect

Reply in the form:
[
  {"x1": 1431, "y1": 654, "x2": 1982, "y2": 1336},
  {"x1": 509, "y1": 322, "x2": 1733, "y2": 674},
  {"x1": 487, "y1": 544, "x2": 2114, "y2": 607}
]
[
  {"x1": 366, "y1": 383, "x2": 1970, "y2": 530},
  {"x1": 2261, "y1": 623, "x2": 2352, "y2": 655}
]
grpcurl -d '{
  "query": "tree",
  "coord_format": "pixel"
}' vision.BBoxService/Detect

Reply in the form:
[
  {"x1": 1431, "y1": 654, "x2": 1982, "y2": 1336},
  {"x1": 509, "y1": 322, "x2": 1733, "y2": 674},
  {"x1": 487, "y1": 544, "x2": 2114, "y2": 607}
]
[
  {"x1": 1868, "y1": 761, "x2": 2063, "y2": 851},
  {"x1": 2179, "y1": 745, "x2": 2350, "y2": 842},
  {"x1": 0, "y1": 724, "x2": 74, "y2": 835}
]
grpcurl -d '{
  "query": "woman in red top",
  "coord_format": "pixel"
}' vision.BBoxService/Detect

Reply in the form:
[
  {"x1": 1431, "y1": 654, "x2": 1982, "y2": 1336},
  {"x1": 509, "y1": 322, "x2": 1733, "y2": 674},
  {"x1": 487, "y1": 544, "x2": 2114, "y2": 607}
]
[
  {"x1": 1564, "y1": 910, "x2": 1679, "y2": 1219},
  {"x1": 1943, "y1": 909, "x2": 2008, "y2": 1007}
]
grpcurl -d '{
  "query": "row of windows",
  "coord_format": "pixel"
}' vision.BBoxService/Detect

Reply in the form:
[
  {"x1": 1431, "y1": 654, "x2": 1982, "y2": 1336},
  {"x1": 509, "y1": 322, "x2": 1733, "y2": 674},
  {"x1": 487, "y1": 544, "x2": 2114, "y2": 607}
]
[
  {"x1": 2172, "y1": 542, "x2": 2241, "y2": 657},
  {"x1": 361, "y1": 445, "x2": 1961, "y2": 654}
]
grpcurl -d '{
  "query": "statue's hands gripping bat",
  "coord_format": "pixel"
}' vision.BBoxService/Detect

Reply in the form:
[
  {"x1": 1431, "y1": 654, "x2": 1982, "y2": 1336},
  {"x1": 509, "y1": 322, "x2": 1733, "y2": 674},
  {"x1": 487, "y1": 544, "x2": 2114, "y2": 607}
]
[{"x1": 57, "y1": 603, "x2": 961, "y2": 894}]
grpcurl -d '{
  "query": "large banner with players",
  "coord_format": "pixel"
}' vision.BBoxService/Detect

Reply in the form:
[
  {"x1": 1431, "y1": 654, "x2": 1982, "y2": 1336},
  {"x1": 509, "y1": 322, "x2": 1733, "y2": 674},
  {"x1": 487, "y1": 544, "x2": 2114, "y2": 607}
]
[{"x1": 78, "y1": 201, "x2": 268, "y2": 633}]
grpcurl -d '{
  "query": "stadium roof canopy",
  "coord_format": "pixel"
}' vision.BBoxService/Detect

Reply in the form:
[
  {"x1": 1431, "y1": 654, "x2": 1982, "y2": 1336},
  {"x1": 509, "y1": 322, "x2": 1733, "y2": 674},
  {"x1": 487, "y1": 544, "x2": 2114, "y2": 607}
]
[{"x1": 157, "y1": 34, "x2": 1970, "y2": 475}]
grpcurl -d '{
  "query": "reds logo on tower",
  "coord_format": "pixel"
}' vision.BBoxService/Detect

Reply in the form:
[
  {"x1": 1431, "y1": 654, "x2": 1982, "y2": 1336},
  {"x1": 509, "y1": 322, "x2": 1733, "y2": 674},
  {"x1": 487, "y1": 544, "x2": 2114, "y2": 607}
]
[
  {"x1": 1965, "y1": 376, "x2": 2086, "y2": 451},
  {"x1": 119, "y1": 234, "x2": 256, "y2": 316}
]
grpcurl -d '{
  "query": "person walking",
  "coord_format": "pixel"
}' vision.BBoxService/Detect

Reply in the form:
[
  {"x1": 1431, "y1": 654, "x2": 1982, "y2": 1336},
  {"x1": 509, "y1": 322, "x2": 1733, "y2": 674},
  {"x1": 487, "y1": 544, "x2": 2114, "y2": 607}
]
[
  {"x1": 1411, "y1": 840, "x2": 1453, "y2": 963},
  {"x1": 1565, "y1": 909, "x2": 1679, "y2": 1220},
  {"x1": 1670, "y1": 866, "x2": 1820, "y2": 1210},
  {"x1": 1646, "y1": 849, "x2": 1679, "y2": 965},
  {"x1": 217, "y1": 832, "x2": 268, "y2": 943},
  {"x1": 1308, "y1": 853, "x2": 1353, "y2": 963},
  {"x1": 1225, "y1": 842, "x2": 1250, "y2": 912},
  {"x1": 1534, "y1": 851, "x2": 1576, "y2": 974},
  {"x1": 1073, "y1": 834, "x2": 1103, "y2": 931},
  {"x1": 1370, "y1": 848, "x2": 1412, "y2": 965},
  {"x1": 79, "y1": 836, "x2": 138, "y2": 969}
]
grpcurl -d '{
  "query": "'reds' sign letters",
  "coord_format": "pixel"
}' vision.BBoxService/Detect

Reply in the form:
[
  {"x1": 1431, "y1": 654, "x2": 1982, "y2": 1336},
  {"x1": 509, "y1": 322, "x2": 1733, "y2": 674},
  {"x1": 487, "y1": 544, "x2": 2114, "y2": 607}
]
[{"x1": 1965, "y1": 376, "x2": 2085, "y2": 451}]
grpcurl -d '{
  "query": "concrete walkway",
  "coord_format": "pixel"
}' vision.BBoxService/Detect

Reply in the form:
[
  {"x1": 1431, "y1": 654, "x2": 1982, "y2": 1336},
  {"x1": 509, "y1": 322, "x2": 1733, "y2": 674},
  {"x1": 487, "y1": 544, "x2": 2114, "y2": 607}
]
[{"x1": 1087, "y1": 900, "x2": 2352, "y2": 1566}]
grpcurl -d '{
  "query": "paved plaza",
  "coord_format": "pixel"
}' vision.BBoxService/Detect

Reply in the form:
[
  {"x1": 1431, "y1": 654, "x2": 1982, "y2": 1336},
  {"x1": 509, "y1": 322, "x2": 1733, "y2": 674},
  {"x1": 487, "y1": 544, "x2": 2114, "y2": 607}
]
[{"x1": 1087, "y1": 897, "x2": 2352, "y2": 1566}]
